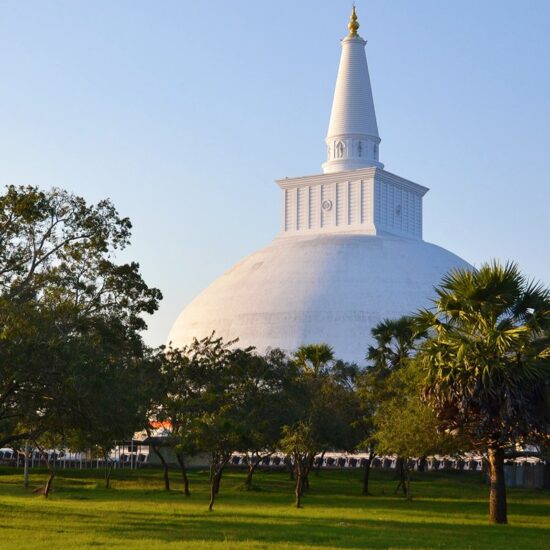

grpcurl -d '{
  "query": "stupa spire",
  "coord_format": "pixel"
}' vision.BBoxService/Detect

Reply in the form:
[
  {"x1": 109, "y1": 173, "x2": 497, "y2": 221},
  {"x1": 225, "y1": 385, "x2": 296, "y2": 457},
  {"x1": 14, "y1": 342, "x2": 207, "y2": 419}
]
[
  {"x1": 348, "y1": 5, "x2": 360, "y2": 37},
  {"x1": 322, "y1": 6, "x2": 383, "y2": 173}
]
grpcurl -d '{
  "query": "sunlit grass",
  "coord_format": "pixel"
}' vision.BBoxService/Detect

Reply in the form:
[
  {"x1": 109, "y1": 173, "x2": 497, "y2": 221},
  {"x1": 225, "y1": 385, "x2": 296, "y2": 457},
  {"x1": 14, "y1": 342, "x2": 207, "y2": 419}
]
[{"x1": 0, "y1": 467, "x2": 548, "y2": 549}]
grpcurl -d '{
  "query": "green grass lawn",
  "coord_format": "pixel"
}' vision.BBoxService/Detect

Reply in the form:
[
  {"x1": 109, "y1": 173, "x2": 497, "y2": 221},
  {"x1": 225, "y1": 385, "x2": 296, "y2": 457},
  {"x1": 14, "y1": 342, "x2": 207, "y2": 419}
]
[{"x1": 0, "y1": 466, "x2": 548, "y2": 549}]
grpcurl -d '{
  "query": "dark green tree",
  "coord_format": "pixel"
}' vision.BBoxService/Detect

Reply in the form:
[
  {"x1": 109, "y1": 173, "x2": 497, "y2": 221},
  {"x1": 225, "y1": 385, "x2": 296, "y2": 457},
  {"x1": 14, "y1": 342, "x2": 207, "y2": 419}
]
[
  {"x1": 235, "y1": 348, "x2": 298, "y2": 489},
  {"x1": 167, "y1": 334, "x2": 252, "y2": 511},
  {"x1": 280, "y1": 344, "x2": 360, "y2": 507},
  {"x1": 0, "y1": 185, "x2": 161, "y2": 493}
]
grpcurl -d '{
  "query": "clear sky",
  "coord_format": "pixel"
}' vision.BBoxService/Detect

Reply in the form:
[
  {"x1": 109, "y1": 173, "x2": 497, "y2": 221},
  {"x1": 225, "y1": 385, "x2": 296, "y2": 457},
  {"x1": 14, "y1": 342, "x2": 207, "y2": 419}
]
[{"x1": 1, "y1": 0, "x2": 549, "y2": 346}]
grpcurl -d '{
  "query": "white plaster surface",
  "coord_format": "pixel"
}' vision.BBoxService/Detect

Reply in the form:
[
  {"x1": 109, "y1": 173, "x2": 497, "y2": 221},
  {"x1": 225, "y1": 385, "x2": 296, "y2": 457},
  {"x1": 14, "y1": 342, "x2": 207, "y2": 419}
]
[
  {"x1": 323, "y1": 35, "x2": 382, "y2": 173},
  {"x1": 167, "y1": 234, "x2": 470, "y2": 364},
  {"x1": 278, "y1": 167, "x2": 426, "y2": 239}
]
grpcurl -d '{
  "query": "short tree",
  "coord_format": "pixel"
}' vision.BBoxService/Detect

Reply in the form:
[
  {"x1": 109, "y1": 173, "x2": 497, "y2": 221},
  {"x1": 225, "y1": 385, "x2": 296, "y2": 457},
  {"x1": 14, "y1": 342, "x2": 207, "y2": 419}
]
[
  {"x1": 373, "y1": 363, "x2": 462, "y2": 499},
  {"x1": 280, "y1": 344, "x2": 360, "y2": 506},
  {"x1": 280, "y1": 422, "x2": 316, "y2": 508},
  {"x1": 357, "y1": 316, "x2": 426, "y2": 495},
  {"x1": 235, "y1": 349, "x2": 298, "y2": 489},
  {"x1": 169, "y1": 334, "x2": 252, "y2": 511}
]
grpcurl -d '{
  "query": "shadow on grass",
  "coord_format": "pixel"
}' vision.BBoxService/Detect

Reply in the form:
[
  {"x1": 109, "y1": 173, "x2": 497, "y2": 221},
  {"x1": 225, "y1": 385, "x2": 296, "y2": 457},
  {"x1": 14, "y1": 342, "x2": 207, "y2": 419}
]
[
  {"x1": 1, "y1": 467, "x2": 549, "y2": 549},
  {"x1": 39, "y1": 504, "x2": 550, "y2": 550}
]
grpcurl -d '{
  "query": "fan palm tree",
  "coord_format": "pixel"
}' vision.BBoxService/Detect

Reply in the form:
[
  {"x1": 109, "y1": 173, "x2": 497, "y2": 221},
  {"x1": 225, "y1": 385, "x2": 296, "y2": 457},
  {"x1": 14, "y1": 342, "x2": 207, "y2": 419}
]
[
  {"x1": 294, "y1": 343, "x2": 334, "y2": 377},
  {"x1": 416, "y1": 261, "x2": 550, "y2": 524},
  {"x1": 367, "y1": 316, "x2": 424, "y2": 372}
]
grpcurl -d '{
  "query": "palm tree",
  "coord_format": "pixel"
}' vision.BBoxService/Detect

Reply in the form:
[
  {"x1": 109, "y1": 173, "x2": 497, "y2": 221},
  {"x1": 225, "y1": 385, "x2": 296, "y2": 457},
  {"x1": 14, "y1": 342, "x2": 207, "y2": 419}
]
[
  {"x1": 416, "y1": 261, "x2": 550, "y2": 524},
  {"x1": 367, "y1": 316, "x2": 424, "y2": 372},
  {"x1": 294, "y1": 343, "x2": 334, "y2": 377}
]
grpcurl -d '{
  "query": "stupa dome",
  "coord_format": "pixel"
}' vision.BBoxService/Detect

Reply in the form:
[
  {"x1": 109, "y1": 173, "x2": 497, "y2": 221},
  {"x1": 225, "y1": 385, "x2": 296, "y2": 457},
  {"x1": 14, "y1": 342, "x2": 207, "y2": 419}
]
[
  {"x1": 167, "y1": 9, "x2": 470, "y2": 363},
  {"x1": 168, "y1": 234, "x2": 469, "y2": 363}
]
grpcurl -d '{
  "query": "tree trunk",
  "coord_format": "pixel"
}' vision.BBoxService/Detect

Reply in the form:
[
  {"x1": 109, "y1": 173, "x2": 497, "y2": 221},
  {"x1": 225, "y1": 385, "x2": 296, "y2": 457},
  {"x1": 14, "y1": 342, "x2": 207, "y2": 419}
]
[
  {"x1": 488, "y1": 446, "x2": 507, "y2": 524},
  {"x1": 362, "y1": 454, "x2": 373, "y2": 495},
  {"x1": 23, "y1": 442, "x2": 30, "y2": 489},
  {"x1": 394, "y1": 457, "x2": 407, "y2": 496},
  {"x1": 34, "y1": 443, "x2": 56, "y2": 497},
  {"x1": 394, "y1": 457, "x2": 403, "y2": 480},
  {"x1": 104, "y1": 459, "x2": 114, "y2": 489},
  {"x1": 481, "y1": 455, "x2": 489, "y2": 483},
  {"x1": 302, "y1": 453, "x2": 314, "y2": 492},
  {"x1": 209, "y1": 470, "x2": 221, "y2": 511},
  {"x1": 245, "y1": 464, "x2": 254, "y2": 488},
  {"x1": 162, "y1": 461, "x2": 170, "y2": 492},
  {"x1": 151, "y1": 445, "x2": 170, "y2": 491},
  {"x1": 544, "y1": 461, "x2": 550, "y2": 490},
  {"x1": 209, "y1": 464, "x2": 226, "y2": 511},
  {"x1": 175, "y1": 452, "x2": 190, "y2": 496},
  {"x1": 44, "y1": 471, "x2": 55, "y2": 498},
  {"x1": 245, "y1": 460, "x2": 259, "y2": 489},
  {"x1": 295, "y1": 473, "x2": 302, "y2": 508}
]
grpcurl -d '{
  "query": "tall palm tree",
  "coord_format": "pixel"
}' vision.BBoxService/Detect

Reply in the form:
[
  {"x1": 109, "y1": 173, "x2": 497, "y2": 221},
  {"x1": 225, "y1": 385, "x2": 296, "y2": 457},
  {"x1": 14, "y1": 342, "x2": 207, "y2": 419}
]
[{"x1": 416, "y1": 261, "x2": 550, "y2": 524}]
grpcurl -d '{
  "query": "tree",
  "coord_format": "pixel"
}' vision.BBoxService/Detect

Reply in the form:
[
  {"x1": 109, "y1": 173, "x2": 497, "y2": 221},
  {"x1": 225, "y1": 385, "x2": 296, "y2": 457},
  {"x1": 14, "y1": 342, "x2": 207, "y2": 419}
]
[
  {"x1": 357, "y1": 316, "x2": 426, "y2": 495},
  {"x1": 294, "y1": 344, "x2": 335, "y2": 377},
  {"x1": 152, "y1": 340, "x2": 296, "y2": 502},
  {"x1": 236, "y1": 349, "x2": 298, "y2": 489},
  {"x1": 373, "y1": 362, "x2": 462, "y2": 499},
  {"x1": 167, "y1": 334, "x2": 252, "y2": 511},
  {"x1": 415, "y1": 261, "x2": 550, "y2": 524},
  {"x1": 367, "y1": 317, "x2": 424, "y2": 371},
  {"x1": 280, "y1": 344, "x2": 360, "y2": 506},
  {"x1": 280, "y1": 422, "x2": 316, "y2": 508},
  {"x1": 0, "y1": 185, "x2": 162, "y2": 492},
  {"x1": 354, "y1": 371, "x2": 378, "y2": 496},
  {"x1": 146, "y1": 347, "x2": 193, "y2": 495}
]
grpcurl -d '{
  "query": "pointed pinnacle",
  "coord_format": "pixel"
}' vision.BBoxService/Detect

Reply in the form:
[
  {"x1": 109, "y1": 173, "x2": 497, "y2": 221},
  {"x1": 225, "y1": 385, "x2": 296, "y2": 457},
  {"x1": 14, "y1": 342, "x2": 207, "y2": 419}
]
[{"x1": 348, "y1": 5, "x2": 360, "y2": 37}]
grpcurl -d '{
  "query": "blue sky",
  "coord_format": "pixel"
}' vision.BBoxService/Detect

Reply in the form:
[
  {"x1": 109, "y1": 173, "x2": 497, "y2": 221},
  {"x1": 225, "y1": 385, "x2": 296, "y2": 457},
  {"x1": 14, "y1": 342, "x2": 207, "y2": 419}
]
[{"x1": 1, "y1": 0, "x2": 549, "y2": 346}]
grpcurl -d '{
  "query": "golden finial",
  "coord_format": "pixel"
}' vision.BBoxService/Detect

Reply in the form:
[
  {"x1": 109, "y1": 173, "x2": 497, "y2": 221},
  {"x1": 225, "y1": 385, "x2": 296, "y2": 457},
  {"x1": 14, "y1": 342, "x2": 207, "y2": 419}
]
[{"x1": 348, "y1": 5, "x2": 360, "y2": 37}]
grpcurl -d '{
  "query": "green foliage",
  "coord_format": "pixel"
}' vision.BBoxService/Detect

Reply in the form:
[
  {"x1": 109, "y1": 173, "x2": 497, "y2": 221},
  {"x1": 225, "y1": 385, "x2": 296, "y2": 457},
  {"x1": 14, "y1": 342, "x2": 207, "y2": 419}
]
[
  {"x1": 374, "y1": 364, "x2": 461, "y2": 459},
  {"x1": 279, "y1": 344, "x2": 362, "y2": 505},
  {"x1": 291, "y1": 344, "x2": 360, "y2": 453},
  {"x1": 416, "y1": 261, "x2": 550, "y2": 449},
  {"x1": 0, "y1": 185, "x2": 161, "y2": 453},
  {"x1": 366, "y1": 316, "x2": 425, "y2": 371},
  {"x1": 294, "y1": 343, "x2": 335, "y2": 377},
  {"x1": 158, "y1": 335, "x2": 300, "y2": 506},
  {"x1": 357, "y1": 317, "x2": 426, "y2": 454},
  {"x1": 163, "y1": 334, "x2": 245, "y2": 459},
  {"x1": 280, "y1": 422, "x2": 316, "y2": 457}
]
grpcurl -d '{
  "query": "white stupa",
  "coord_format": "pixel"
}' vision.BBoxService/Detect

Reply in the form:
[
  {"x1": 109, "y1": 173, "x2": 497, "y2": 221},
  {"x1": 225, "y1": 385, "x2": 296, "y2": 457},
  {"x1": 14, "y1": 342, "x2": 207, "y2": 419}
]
[{"x1": 168, "y1": 8, "x2": 470, "y2": 363}]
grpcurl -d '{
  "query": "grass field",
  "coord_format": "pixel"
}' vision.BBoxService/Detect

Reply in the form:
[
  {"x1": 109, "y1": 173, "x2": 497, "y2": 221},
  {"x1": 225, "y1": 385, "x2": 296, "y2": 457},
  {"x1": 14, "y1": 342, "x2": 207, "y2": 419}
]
[{"x1": 0, "y1": 466, "x2": 548, "y2": 549}]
